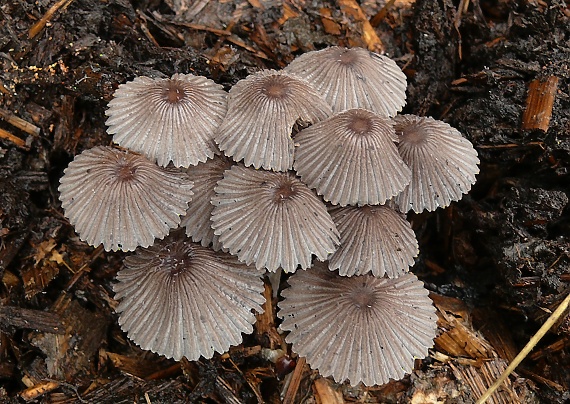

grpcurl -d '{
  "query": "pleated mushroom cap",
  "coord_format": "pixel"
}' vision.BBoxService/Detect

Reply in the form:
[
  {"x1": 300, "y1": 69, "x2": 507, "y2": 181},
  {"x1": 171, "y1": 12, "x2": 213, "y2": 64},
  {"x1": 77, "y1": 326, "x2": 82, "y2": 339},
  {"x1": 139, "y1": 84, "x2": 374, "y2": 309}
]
[
  {"x1": 58, "y1": 146, "x2": 194, "y2": 252},
  {"x1": 284, "y1": 46, "x2": 407, "y2": 117},
  {"x1": 181, "y1": 154, "x2": 234, "y2": 251},
  {"x1": 105, "y1": 73, "x2": 227, "y2": 168},
  {"x1": 215, "y1": 70, "x2": 332, "y2": 172},
  {"x1": 293, "y1": 109, "x2": 411, "y2": 206},
  {"x1": 393, "y1": 115, "x2": 480, "y2": 213},
  {"x1": 328, "y1": 205, "x2": 418, "y2": 278},
  {"x1": 211, "y1": 165, "x2": 340, "y2": 273},
  {"x1": 278, "y1": 263, "x2": 437, "y2": 386},
  {"x1": 114, "y1": 232, "x2": 265, "y2": 361}
]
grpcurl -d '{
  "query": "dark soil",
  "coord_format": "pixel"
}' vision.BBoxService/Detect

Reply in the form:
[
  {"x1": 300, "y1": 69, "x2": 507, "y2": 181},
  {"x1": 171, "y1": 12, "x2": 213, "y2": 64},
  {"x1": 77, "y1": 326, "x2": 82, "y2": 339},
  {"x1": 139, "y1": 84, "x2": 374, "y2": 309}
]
[{"x1": 1, "y1": 0, "x2": 569, "y2": 403}]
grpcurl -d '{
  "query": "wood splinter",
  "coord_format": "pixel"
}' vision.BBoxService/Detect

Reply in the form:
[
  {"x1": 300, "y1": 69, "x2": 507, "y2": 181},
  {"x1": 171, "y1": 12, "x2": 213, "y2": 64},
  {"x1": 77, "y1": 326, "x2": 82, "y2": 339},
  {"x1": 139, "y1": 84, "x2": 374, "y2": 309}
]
[{"x1": 521, "y1": 76, "x2": 559, "y2": 132}]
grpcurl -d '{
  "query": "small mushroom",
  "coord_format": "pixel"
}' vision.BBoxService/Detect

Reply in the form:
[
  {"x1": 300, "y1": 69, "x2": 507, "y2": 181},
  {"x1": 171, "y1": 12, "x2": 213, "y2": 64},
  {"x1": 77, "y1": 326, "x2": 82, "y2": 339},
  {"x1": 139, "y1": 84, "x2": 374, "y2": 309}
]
[
  {"x1": 181, "y1": 154, "x2": 234, "y2": 251},
  {"x1": 284, "y1": 46, "x2": 407, "y2": 116},
  {"x1": 278, "y1": 262, "x2": 437, "y2": 386},
  {"x1": 328, "y1": 205, "x2": 418, "y2": 278},
  {"x1": 211, "y1": 165, "x2": 339, "y2": 273},
  {"x1": 58, "y1": 146, "x2": 194, "y2": 251},
  {"x1": 293, "y1": 108, "x2": 411, "y2": 206},
  {"x1": 113, "y1": 231, "x2": 265, "y2": 361},
  {"x1": 214, "y1": 70, "x2": 332, "y2": 172},
  {"x1": 105, "y1": 73, "x2": 227, "y2": 168},
  {"x1": 393, "y1": 115, "x2": 480, "y2": 213}
]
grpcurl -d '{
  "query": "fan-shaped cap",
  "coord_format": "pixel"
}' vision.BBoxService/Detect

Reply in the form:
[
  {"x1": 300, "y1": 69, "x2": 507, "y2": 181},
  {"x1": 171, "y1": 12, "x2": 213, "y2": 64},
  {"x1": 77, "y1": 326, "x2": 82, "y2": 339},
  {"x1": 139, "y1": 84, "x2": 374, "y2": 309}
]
[
  {"x1": 181, "y1": 154, "x2": 233, "y2": 251},
  {"x1": 393, "y1": 115, "x2": 480, "y2": 213},
  {"x1": 105, "y1": 73, "x2": 228, "y2": 168},
  {"x1": 114, "y1": 232, "x2": 265, "y2": 361},
  {"x1": 214, "y1": 70, "x2": 332, "y2": 172},
  {"x1": 278, "y1": 263, "x2": 437, "y2": 386},
  {"x1": 328, "y1": 205, "x2": 418, "y2": 278},
  {"x1": 58, "y1": 146, "x2": 194, "y2": 251},
  {"x1": 293, "y1": 109, "x2": 411, "y2": 206},
  {"x1": 284, "y1": 46, "x2": 407, "y2": 117},
  {"x1": 211, "y1": 165, "x2": 339, "y2": 273}
]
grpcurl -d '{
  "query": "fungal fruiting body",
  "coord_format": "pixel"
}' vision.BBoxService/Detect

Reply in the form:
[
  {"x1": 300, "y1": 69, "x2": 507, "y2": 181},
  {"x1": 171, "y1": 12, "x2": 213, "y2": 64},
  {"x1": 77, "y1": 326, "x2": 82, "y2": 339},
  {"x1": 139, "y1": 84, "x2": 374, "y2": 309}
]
[
  {"x1": 181, "y1": 154, "x2": 234, "y2": 251},
  {"x1": 393, "y1": 115, "x2": 480, "y2": 213},
  {"x1": 105, "y1": 73, "x2": 228, "y2": 168},
  {"x1": 278, "y1": 262, "x2": 438, "y2": 386},
  {"x1": 58, "y1": 146, "x2": 194, "y2": 252},
  {"x1": 284, "y1": 46, "x2": 407, "y2": 116},
  {"x1": 293, "y1": 108, "x2": 411, "y2": 206},
  {"x1": 56, "y1": 46, "x2": 482, "y2": 388},
  {"x1": 328, "y1": 205, "x2": 419, "y2": 278},
  {"x1": 214, "y1": 70, "x2": 332, "y2": 171},
  {"x1": 114, "y1": 232, "x2": 265, "y2": 361},
  {"x1": 211, "y1": 165, "x2": 339, "y2": 273}
]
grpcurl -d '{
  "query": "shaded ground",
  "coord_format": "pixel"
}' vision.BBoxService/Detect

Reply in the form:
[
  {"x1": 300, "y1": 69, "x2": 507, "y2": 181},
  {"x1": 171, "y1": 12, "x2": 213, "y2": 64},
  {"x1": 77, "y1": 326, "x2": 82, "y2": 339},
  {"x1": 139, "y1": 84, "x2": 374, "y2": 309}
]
[{"x1": 0, "y1": 0, "x2": 569, "y2": 402}]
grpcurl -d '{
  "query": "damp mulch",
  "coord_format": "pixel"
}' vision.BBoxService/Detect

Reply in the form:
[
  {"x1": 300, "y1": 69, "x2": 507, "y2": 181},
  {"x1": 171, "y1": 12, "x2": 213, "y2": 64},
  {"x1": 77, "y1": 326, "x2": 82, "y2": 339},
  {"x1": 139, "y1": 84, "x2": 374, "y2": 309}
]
[{"x1": 1, "y1": 0, "x2": 569, "y2": 403}]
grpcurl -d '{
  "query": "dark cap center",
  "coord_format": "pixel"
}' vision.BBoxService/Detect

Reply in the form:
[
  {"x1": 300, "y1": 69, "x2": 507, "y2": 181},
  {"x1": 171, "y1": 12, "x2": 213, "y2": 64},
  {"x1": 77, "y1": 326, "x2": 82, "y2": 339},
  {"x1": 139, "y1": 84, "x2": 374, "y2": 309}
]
[
  {"x1": 115, "y1": 157, "x2": 137, "y2": 182},
  {"x1": 348, "y1": 116, "x2": 373, "y2": 134},
  {"x1": 348, "y1": 284, "x2": 377, "y2": 309},
  {"x1": 263, "y1": 77, "x2": 289, "y2": 99},
  {"x1": 339, "y1": 49, "x2": 358, "y2": 66},
  {"x1": 162, "y1": 80, "x2": 186, "y2": 104}
]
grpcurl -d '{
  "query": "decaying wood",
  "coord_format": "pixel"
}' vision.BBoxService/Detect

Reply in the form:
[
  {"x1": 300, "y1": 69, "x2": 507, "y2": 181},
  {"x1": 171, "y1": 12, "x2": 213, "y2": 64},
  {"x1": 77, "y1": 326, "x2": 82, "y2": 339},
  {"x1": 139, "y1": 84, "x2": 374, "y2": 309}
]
[
  {"x1": 521, "y1": 76, "x2": 559, "y2": 132},
  {"x1": 314, "y1": 377, "x2": 344, "y2": 404},
  {"x1": 0, "y1": 305, "x2": 64, "y2": 334},
  {"x1": 254, "y1": 279, "x2": 283, "y2": 350},
  {"x1": 450, "y1": 359, "x2": 524, "y2": 404},
  {"x1": 0, "y1": 128, "x2": 28, "y2": 150},
  {"x1": 0, "y1": 107, "x2": 41, "y2": 136},
  {"x1": 282, "y1": 357, "x2": 307, "y2": 404},
  {"x1": 338, "y1": 0, "x2": 384, "y2": 53},
  {"x1": 28, "y1": 0, "x2": 76, "y2": 39}
]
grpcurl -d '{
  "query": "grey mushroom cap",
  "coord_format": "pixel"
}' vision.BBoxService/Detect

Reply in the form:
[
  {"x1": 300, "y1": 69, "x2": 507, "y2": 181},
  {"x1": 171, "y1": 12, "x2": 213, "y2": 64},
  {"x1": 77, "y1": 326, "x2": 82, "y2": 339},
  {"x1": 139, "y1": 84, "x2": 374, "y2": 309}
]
[
  {"x1": 58, "y1": 146, "x2": 194, "y2": 252},
  {"x1": 293, "y1": 108, "x2": 411, "y2": 206},
  {"x1": 284, "y1": 46, "x2": 407, "y2": 117},
  {"x1": 393, "y1": 115, "x2": 480, "y2": 213},
  {"x1": 211, "y1": 165, "x2": 340, "y2": 273},
  {"x1": 328, "y1": 205, "x2": 418, "y2": 278},
  {"x1": 181, "y1": 154, "x2": 234, "y2": 251},
  {"x1": 278, "y1": 262, "x2": 438, "y2": 386},
  {"x1": 105, "y1": 73, "x2": 228, "y2": 168},
  {"x1": 214, "y1": 69, "x2": 332, "y2": 172},
  {"x1": 113, "y1": 232, "x2": 265, "y2": 361}
]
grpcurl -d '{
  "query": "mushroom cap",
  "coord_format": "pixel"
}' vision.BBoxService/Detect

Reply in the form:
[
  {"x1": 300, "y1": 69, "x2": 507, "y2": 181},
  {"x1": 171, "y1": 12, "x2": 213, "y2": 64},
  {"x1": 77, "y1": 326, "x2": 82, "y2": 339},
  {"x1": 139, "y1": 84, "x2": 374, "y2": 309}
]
[
  {"x1": 211, "y1": 165, "x2": 340, "y2": 273},
  {"x1": 328, "y1": 205, "x2": 418, "y2": 278},
  {"x1": 181, "y1": 154, "x2": 234, "y2": 251},
  {"x1": 105, "y1": 73, "x2": 228, "y2": 168},
  {"x1": 113, "y1": 232, "x2": 265, "y2": 361},
  {"x1": 293, "y1": 109, "x2": 411, "y2": 206},
  {"x1": 284, "y1": 46, "x2": 407, "y2": 117},
  {"x1": 278, "y1": 263, "x2": 437, "y2": 386},
  {"x1": 214, "y1": 69, "x2": 332, "y2": 172},
  {"x1": 393, "y1": 115, "x2": 480, "y2": 213},
  {"x1": 58, "y1": 146, "x2": 194, "y2": 251}
]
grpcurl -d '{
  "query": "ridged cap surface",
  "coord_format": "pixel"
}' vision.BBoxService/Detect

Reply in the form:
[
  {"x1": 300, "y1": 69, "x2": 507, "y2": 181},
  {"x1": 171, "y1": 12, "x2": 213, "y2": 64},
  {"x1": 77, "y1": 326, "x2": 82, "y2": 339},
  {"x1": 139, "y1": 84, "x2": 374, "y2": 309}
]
[
  {"x1": 285, "y1": 47, "x2": 407, "y2": 116},
  {"x1": 393, "y1": 115, "x2": 480, "y2": 213},
  {"x1": 211, "y1": 165, "x2": 339, "y2": 272},
  {"x1": 114, "y1": 232, "x2": 265, "y2": 361},
  {"x1": 105, "y1": 74, "x2": 227, "y2": 167},
  {"x1": 58, "y1": 146, "x2": 194, "y2": 251},
  {"x1": 181, "y1": 155, "x2": 234, "y2": 251},
  {"x1": 294, "y1": 109, "x2": 411, "y2": 206},
  {"x1": 215, "y1": 70, "x2": 332, "y2": 172},
  {"x1": 328, "y1": 205, "x2": 418, "y2": 278},
  {"x1": 279, "y1": 263, "x2": 437, "y2": 386}
]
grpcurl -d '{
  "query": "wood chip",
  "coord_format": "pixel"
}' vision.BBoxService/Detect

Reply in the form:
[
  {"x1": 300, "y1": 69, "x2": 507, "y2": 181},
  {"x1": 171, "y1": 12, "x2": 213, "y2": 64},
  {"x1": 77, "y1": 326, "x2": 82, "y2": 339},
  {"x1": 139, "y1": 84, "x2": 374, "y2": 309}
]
[{"x1": 521, "y1": 76, "x2": 559, "y2": 132}]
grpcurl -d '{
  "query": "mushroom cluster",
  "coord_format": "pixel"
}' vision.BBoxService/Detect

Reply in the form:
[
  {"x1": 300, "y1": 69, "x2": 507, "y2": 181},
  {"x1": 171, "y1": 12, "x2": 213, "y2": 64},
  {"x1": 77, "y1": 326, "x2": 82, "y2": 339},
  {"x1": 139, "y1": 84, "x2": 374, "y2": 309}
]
[{"x1": 58, "y1": 46, "x2": 479, "y2": 387}]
